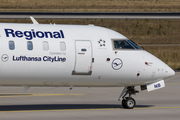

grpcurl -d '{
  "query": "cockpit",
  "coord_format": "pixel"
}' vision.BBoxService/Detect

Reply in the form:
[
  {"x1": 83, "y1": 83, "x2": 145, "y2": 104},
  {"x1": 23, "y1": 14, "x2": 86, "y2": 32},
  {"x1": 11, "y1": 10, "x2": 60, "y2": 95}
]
[{"x1": 113, "y1": 40, "x2": 141, "y2": 50}]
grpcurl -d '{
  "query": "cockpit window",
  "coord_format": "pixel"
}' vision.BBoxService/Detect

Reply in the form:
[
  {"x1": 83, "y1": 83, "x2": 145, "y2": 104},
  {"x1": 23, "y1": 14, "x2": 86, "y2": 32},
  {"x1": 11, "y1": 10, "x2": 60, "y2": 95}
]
[
  {"x1": 127, "y1": 40, "x2": 141, "y2": 49},
  {"x1": 113, "y1": 40, "x2": 141, "y2": 50},
  {"x1": 114, "y1": 40, "x2": 134, "y2": 49}
]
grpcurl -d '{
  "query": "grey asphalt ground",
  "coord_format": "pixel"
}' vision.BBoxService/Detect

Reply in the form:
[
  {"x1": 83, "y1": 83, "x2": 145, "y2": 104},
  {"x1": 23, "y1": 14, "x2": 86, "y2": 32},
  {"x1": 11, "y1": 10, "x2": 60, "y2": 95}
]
[{"x1": 0, "y1": 72, "x2": 179, "y2": 120}]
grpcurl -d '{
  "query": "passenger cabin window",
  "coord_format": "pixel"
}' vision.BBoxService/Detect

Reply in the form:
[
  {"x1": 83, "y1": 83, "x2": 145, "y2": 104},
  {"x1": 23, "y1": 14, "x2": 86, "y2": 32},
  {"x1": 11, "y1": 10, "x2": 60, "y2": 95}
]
[
  {"x1": 113, "y1": 40, "x2": 141, "y2": 50},
  {"x1": 60, "y1": 42, "x2": 66, "y2": 51},
  {"x1": 27, "y1": 41, "x2": 33, "y2": 50},
  {"x1": 9, "y1": 41, "x2": 15, "y2": 50},
  {"x1": 43, "y1": 41, "x2": 49, "y2": 51}
]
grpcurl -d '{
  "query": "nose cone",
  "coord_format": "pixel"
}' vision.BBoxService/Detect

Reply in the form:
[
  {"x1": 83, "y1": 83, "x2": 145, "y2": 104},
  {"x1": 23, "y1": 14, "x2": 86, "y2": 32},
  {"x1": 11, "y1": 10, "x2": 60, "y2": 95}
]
[{"x1": 165, "y1": 66, "x2": 175, "y2": 78}]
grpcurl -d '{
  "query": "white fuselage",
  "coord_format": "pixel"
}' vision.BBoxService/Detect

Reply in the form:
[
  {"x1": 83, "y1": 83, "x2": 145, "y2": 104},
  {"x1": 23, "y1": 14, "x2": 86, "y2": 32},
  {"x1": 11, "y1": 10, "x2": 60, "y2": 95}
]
[{"x1": 0, "y1": 23, "x2": 175, "y2": 87}]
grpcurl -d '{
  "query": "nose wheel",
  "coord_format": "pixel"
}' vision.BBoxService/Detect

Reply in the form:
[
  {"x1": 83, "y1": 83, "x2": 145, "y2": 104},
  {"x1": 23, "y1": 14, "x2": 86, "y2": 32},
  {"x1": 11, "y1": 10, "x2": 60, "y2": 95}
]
[
  {"x1": 122, "y1": 97, "x2": 136, "y2": 109},
  {"x1": 118, "y1": 86, "x2": 139, "y2": 109}
]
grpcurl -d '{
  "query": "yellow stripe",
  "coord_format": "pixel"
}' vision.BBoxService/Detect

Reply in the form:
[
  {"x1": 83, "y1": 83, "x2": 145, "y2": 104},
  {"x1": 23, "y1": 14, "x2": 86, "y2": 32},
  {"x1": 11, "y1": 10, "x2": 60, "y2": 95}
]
[
  {"x1": 134, "y1": 106, "x2": 180, "y2": 109},
  {"x1": 0, "y1": 107, "x2": 179, "y2": 113},
  {"x1": 166, "y1": 83, "x2": 180, "y2": 84},
  {"x1": 0, "y1": 93, "x2": 86, "y2": 97},
  {"x1": 33, "y1": 94, "x2": 86, "y2": 96},
  {"x1": 0, "y1": 108, "x2": 121, "y2": 113}
]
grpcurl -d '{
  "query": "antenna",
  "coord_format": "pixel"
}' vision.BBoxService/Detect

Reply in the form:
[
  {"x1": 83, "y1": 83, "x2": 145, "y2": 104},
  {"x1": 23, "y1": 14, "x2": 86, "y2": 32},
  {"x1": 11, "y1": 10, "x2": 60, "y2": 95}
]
[{"x1": 30, "y1": 16, "x2": 39, "y2": 24}]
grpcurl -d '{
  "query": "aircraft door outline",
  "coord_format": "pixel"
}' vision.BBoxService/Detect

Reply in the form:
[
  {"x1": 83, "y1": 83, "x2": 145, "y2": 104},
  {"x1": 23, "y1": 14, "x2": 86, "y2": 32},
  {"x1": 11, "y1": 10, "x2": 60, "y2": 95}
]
[{"x1": 72, "y1": 40, "x2": 92, "y2": 75}]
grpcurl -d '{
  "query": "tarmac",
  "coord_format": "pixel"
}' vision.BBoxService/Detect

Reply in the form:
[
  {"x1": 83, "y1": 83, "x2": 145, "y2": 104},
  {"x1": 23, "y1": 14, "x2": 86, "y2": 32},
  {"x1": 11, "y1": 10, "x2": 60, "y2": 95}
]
[
  {"x1": 1, "y1": 12, "x2": 180, "y2": 19},
  {"x1": 0, "y1": 72, "x2": 179, "y2": 120}
]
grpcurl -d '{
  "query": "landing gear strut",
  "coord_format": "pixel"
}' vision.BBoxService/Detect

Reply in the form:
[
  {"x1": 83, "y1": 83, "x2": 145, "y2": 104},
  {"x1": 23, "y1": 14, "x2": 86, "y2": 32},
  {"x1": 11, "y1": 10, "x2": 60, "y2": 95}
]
[{"x1": 118, "y1": 86, "x2": 139, "y2": 109}]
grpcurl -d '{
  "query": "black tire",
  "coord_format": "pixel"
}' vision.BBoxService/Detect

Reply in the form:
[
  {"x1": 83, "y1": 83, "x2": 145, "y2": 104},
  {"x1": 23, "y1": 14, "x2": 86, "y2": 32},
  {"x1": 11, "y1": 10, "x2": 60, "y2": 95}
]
[
  {"x1": 122, "y1": 99, "x2": 127, "y2": 108},
  {"x1": 124, "y1": 97, "x2": 136, "y2": 109}
]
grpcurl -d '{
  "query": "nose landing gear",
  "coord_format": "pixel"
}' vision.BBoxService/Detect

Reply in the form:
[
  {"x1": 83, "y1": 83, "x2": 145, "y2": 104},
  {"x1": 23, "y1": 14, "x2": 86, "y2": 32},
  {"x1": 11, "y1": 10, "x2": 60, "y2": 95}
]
[
  {"x1": 118, "y1": 86, "x2": 139, "y2": 109},
  {"x1": 122, "y1": 97, "x2": 136, "y2": 109}
]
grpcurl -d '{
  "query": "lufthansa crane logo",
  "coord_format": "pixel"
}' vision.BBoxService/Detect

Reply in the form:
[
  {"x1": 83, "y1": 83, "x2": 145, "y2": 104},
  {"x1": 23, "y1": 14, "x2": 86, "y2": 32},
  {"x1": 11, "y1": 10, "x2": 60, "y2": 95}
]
[
  {"x1": 1, "y1": 54, "x2": 9, "y2": 62},
  {"x1": 112, "y1": 58, "x2": 123, "y2": 70}
]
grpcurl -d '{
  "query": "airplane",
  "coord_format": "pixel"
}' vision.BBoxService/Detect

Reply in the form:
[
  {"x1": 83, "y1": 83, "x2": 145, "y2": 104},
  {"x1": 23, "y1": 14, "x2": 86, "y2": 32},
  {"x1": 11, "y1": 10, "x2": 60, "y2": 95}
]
[{"x1": 0, "y1": 17, "x2": 175, "y2": 109}]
